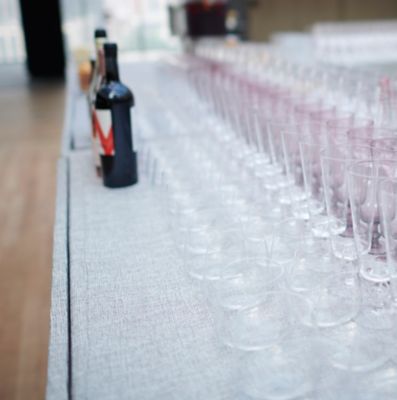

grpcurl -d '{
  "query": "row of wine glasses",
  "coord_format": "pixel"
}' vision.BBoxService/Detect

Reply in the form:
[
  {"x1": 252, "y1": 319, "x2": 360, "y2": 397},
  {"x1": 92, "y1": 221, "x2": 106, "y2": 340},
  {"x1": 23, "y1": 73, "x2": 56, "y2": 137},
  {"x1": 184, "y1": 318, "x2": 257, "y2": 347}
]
[
  {"x1": 134, "y1": 44, "x2": 397, "y2": 399},
  {"x1": 193, "y1": 43, "x2": 397, "y2": 319},
  {"x1": 312, "y1": 20, "x2": 397, "y2": 65}
]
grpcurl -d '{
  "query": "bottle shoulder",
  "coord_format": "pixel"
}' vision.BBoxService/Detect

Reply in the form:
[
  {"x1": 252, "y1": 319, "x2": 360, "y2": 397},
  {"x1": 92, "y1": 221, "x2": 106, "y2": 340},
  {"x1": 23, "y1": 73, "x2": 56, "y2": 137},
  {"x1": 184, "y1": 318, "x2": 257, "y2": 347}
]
[{"x1": 96, "y1": 81, "x2": 134, "y2": 107}]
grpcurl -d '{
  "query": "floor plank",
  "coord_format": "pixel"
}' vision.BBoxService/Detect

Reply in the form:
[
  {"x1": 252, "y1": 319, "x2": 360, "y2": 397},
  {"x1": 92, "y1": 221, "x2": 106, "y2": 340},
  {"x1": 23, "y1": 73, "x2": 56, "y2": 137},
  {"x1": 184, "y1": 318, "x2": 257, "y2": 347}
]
[{"x1": 0, "y1": 64, "x2": 64, "y2": 400}]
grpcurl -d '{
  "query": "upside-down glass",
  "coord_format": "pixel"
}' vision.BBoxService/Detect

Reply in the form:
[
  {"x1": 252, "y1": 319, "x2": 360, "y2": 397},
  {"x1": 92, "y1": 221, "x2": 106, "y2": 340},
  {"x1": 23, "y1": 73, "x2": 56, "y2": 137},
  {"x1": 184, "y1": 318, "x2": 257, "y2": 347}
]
[
  {"x1": 299, "y1": 270, "x2": 360, "y2": 328},
  {"x1": 238, "y1": 337, "x2": 323, "y2": 400},
  {"x1": 347, "y1": 127, "x2": 397, "y2": 146},
  {"x1": 218, "y1": 290, "x2": 312, "y2": 351},
  {"x1": 320, "y1": 144, "x2": 372, "y2": 261},
  {"x1": 210, "y1": 257, "x2": 284, "y2": 310},
  {"x1": 265, "y1": 119, "x2": 290, "y2": 189},
  {"x1": 348, "y1": 160, "x2": 397, "y2": 282},
  {"x1": 319, "y1": 321, "x2": 389, "y2": 373},
  {"x1": 347, "y1": 160, "x2": 397, "y2": 329},
  {"x1": 379, "y1": 178, "x2": 397, "y2": 301},
  {"x1": 371, "y1": 137, "x2": 397, "y2": 160},
  {"x1": 300, "y1": 140, "x2": 329, "y2": 237},
  {"x1": 280, "y1": 124, "x2": 308, "y2": 217},
  {"x1": 326, "y1": 116, "x2": 374, "y2": 148}
]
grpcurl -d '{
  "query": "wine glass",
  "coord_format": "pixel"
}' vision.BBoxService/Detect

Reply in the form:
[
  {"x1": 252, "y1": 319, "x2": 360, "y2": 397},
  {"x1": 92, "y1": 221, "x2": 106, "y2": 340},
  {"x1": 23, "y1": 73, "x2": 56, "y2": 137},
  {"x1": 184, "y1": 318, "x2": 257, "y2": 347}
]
[
  {"x1": 209, "y1": 257, "x2": 285, "y2": 311},
  {"x1": 326, "y1": 116, "x2": 374, "y2": 148},
  {"x1": 379, "y1": 177, "x2": 397, "y2": 303},
  {"x1": 320, "y1": 144, "x2": 372, "y2": 261},
  {"x1": 279, "y1": 124, "x2": 308, "y2": 217},
  {"x1": 371, "y1": 137, "x2": 397, "y2": 160},
  {"x1": 348, "y1": 160, "x2": 397, "y2": 329},
  {"x1": 300, "y1": 140, "x2": 330, "y2": 238},
  {"x1": 217, "y1": 290, "x2": 312, "y2": 351},
  {"x1": 347, "y1": 127, "x2": 397, "y2": 147},
  {"x1": 348, "y1": 160, "x2": 397, "y2": 281}
]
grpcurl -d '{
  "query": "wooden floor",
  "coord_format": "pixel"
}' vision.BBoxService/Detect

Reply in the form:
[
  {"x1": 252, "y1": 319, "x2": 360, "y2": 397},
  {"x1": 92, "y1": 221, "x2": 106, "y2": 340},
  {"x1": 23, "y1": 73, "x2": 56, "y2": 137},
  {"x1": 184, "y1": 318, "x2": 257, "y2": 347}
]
[{"x1": 0, "y1": 64, "x2": 64, "y2": 399}]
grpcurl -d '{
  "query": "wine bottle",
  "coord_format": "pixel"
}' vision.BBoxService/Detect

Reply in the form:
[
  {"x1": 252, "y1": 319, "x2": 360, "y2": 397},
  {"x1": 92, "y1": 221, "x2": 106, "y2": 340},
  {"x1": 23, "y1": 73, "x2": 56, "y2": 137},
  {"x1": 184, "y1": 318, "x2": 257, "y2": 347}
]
[
  {"x1": 88, "y1": 28, "x2": 107, "y2": 176},
  {"x1": 95, "y1": 43, "x2": 138, "y2": 188}
]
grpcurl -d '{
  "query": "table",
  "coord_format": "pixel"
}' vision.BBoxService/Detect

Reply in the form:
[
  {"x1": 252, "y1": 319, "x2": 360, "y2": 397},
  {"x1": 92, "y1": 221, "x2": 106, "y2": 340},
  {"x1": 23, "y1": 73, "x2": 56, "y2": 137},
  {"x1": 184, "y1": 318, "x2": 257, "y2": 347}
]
[
  {"x1": 46, "y1": 59, "x2": 236, "y2": 400},
  {"x1": 47, "y1": 55, "x2": 397, "y2": 400}
]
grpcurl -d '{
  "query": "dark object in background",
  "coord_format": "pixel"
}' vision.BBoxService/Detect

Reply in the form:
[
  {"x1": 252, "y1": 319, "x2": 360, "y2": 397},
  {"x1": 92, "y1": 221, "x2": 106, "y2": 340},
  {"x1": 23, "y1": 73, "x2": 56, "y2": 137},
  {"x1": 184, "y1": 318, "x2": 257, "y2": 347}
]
[
  {"x1": 226, "y1": 0, "x2": 249, "y2": 40},
  {"x1": 169, "y1": 0, "x2": 251, "y2": 40},
  {"x1": 19, "y1": 0, "x2": 65, "y2": 78},
  {"x1": 186, "y1": 1, "x2": 227, "y2": 37},
  {"x1": 95, "y1": 43, "x2": 138, "y2": 189}
]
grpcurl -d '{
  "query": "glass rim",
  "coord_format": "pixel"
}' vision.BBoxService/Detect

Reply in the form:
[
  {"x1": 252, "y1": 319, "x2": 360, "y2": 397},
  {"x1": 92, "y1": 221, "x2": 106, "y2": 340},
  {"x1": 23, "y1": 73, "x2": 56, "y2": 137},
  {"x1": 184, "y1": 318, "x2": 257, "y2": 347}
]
[
  {"x1": 325, "y1": 116, "x2": 374, "y2": 128},
  {"x1": 265, "y1": 118, "x2": 299, "y2": 128},
  {"x1": 379, "y1": 176, "x2": 397, "y2": 193},
  {"x1": 347, "y1": 127, "x2": 397, "y2": 137},
  {"x1": 298, "y1": 138, "x2": 325, "y2": 149},
  {"x1": 371, "y1": 136, "x2": 397, "y2": 146},
  {"x1": 319, "y1": 143, "x2": 373, "y2": 161},
  {"x1": 347, "y1": 159, "x2": 397, "y2": 178},
  {"x1": 276, "y1": 217, "x2": 315, "y2": 239},
  {"x1": 233, "y1": 289, "x2": 312, "y2": 312},
  {"x1": 221, "y1": 257, "x2": 285, "y2": 280}
]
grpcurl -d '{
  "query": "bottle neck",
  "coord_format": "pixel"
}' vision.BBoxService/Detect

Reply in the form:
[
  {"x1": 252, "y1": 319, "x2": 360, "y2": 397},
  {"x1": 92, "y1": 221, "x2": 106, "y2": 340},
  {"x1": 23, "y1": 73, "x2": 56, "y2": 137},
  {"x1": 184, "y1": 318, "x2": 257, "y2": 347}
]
[
  {"x1": 95, "y1": 38, "x2": 106, "y2": 52},
  {"x1": 94, "y1": 38, "x2": 106, "y2": 77},
  {"x1": 105, "y1": 55, "x2": 119, "y2": 82}
]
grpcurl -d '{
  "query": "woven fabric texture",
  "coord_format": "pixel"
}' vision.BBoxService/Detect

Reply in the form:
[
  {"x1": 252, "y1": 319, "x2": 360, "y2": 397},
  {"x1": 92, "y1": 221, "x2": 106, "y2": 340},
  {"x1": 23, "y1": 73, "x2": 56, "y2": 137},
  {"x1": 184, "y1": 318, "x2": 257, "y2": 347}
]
[
  {"x1": 46, "y1": 158, "x2": 69, "y2": 400},
  {"x1": 68, "y1": 151, "x2": 235, "y2": 400}
]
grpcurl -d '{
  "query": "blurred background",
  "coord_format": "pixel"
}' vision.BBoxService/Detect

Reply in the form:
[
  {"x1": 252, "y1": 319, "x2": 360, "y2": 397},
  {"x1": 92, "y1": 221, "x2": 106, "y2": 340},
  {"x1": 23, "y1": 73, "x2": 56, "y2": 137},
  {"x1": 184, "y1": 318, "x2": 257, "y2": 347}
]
[
  {"x1": 3, "y1": 0, "x2": 397, "y2": 65},
  {"x1": 1, "y1": 0, "x2": 397, "y2": 399}
]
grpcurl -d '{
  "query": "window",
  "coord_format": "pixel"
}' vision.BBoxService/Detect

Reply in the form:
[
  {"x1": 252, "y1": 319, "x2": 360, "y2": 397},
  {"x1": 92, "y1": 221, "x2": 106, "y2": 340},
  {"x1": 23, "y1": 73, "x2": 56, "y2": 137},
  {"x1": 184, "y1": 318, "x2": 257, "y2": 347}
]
[{"x1": 0, "y1": 0, "x2": 25, "y2": 63}]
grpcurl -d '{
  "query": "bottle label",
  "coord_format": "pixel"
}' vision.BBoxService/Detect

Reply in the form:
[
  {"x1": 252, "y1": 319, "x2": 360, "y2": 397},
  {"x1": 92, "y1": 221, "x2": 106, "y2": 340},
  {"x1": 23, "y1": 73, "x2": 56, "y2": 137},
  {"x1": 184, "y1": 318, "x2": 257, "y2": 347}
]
[
  {"x1": 90, "y1": 104, "x2": 101, "y2": 170},
  {"x1": 90, "y1": 104, "x2": 96, "y2": 138},
  {"x1": 93, "y1": 109, "x2": 114, "y2": 155}
]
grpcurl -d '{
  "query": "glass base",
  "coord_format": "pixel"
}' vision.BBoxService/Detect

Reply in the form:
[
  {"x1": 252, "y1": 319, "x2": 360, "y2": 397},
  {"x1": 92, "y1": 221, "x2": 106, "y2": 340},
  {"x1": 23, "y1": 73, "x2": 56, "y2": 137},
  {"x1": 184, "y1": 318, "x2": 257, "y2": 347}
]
[
  {"x1": 355, "y1": 306, "x2": 393, "y2": 331},
  {"x1": 330, "y1": 236, "x2": 357, "y2": 261},
  {"x1": 321, "y1": 322, "x2": 388, "y2": 372},
  {"x1": 240, "y1": 342, "x2": 313, "y2": 400},
  {"x1": 359, "y1": 260, "x2": 389, "y2": 283},
  {"x1": 222, "y1": 309, "x2": 286, "y2": 351}
]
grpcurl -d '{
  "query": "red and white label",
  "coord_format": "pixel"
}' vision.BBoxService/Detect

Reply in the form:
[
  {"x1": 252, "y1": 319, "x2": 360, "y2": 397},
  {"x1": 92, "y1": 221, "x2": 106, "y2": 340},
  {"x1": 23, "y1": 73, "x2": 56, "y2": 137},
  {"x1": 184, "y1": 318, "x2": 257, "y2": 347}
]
[{"x1": 93, "y1": 109, "x2": 114, "y2": 155}]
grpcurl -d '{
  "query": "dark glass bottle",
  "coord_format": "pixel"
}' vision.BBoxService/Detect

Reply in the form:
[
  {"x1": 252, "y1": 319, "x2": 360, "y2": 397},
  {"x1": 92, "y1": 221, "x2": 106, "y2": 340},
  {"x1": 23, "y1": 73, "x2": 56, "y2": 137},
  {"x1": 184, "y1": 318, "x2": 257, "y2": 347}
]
[
  {"x1": 89, "y1": 28, "x2": 107, "y2": 176},
  {"x1": 95, "y1": 43, "x2": 138, "y2": 188}
]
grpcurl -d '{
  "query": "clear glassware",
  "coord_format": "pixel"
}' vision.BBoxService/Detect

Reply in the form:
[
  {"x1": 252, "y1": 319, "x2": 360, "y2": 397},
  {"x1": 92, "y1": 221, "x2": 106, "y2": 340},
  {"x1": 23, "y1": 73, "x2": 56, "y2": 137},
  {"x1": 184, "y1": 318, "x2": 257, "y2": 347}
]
[
  {"x1": 320, "y1": 144, "x2": 372, "y2": 261},
  {"x1": 319, "y1": 321, "x2": 389, "y2": 373},
  {"x1": 347, "y1": 127, "x2": 397, "y2": 147},
  {"x1": 218, "y1": 290, "x2": 312, "y2": 351},
  {"x1": 209, "y1": 258, "x2": 284, "y2": 311},
  {"x1": 300, "y1": 140, "x2": 329, "y2": 238},
  {"x1": 238, "y1": 337, "x2": 322, "y2": 400},
  {"x1": 379, "y1": 178, "x2": 397, "y2": 301},
  {"x1": 182, "y1": 210, "x2": 279, "y2": 281},
  {"x1": 371, "y1": 137, "x2": 397, "y2": 160},
  {"x1": 303, "y1": 271, "x2": 360, "y2": 328},
  {"x1": 269, "y1": 218, "x2": 314, "y2": 269},
  {"x1": 183, "y1": 227, "x2": 241, "y2": 281},
  {"x1": 348, "y1": 160, "x2": 397, "y2": 330},
  {"x1": 150, "y1": 48, "x2": 397, "y2": 399},
  {"x1": 264, "y1": 119, "x2": 289, "y2": 189},
  {"x1": 279, "y1": 124, "x2": 308, "y2": 217},
  {"x1": 326, "y1": 116, "x2": 374, "y2": 148},
  {"x1": 347, "y1": 160, "x2": 397, "y2": 282},
  {"x1": 320, "y1": 366, "x2": 397, "y2": 400}
]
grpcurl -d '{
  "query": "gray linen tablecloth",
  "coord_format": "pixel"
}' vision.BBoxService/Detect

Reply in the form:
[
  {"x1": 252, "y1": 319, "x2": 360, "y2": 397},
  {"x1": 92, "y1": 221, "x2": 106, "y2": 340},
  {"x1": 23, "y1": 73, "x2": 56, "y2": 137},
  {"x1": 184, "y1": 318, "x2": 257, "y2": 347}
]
[
  {"x1": 47, "y1": 58, "x2": 397, "y2": 400},
  {"x1": 47, "y1": 150, "x2": 236, "y2": 400},
  {"x1": 46, "y1": 158, "x2": 69, "y2": 400}
]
